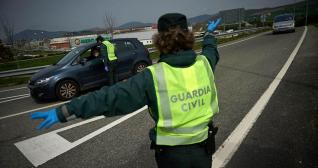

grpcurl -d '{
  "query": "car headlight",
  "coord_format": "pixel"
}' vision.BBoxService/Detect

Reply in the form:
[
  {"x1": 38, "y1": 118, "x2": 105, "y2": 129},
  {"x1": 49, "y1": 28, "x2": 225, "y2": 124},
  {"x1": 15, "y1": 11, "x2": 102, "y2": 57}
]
[{"x1": 36, "y1": 77, "x2": 53, "y2": 85}]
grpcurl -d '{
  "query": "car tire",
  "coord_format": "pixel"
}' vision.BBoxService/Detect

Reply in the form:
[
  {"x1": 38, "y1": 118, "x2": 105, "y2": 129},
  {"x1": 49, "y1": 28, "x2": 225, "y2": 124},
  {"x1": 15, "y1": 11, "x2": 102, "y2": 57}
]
[
  {"x1": 56, "y1": 80, "x2": 80, "y2": 101},
  {"x1": 133, "y1": 62, "x2": 148, "y2": 74}
]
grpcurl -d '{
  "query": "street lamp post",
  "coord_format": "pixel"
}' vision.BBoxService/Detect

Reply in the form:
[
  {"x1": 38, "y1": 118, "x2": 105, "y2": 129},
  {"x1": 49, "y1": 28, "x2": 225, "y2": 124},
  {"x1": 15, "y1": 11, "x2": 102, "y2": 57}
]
[
  {"x1": 305, "y1": 0, "x2": 309, "y2": 26},
  {"x1": 294, "y1": 0, "x2": 296, "y2": 17}
]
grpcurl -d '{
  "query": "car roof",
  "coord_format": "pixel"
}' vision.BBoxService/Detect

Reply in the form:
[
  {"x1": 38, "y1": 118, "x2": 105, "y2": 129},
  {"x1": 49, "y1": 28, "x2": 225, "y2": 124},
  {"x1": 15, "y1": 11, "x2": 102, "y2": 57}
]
[
  {"x1": 111, "y1": 38, "x2": 138, "y2": 41},
  {"x1": 76, "y1": 38, "x2": 139, "y2": 50}
]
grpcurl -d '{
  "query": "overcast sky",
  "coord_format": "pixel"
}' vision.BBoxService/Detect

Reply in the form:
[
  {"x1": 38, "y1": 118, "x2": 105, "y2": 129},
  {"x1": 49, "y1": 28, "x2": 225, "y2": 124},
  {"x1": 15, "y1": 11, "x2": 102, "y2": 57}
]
[{"x1": 0, "y1": 0, "x2": 298, "y2": 34}]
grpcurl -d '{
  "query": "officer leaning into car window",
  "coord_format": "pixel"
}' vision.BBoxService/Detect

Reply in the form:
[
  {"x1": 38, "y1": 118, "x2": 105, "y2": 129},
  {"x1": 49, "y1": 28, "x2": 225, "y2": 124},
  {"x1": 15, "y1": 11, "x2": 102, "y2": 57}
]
[
  {"x1": 31, "y1": 13, "x2": 221, "y2": 168},
  {"x1": 96, "y1": 35, "x2": 118, "y2": 85}
]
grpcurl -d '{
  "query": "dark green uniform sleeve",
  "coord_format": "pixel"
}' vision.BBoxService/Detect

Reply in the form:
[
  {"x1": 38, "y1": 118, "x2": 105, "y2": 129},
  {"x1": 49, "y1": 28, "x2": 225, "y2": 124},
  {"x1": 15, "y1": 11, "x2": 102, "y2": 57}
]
[
  {"x1": 57, "y1": 70, "x2": 151, "y2": 120},
  {"x1": 100, "y1": 43, "x2": 109, "y2": 66},
  {"x1": 201, "y1": 35, "x2": 219, "y2": 71}
]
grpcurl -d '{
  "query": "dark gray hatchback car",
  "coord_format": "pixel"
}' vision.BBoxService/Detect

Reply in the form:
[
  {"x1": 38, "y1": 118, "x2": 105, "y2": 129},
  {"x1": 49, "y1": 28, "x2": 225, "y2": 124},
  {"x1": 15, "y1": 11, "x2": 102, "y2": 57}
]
[{"x1": 28, "y1": 38, "x2": 152, "y2": 101}]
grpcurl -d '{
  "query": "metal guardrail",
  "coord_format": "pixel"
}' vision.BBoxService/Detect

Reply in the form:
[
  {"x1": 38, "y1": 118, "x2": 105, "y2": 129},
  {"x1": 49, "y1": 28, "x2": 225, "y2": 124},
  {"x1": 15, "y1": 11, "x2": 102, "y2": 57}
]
[
  {"x1": 0, "y1": 27, "x2": 268, "y2": 78},
  {"x1": 0, "y1": 65, "x2": 49, "y2": 78}
]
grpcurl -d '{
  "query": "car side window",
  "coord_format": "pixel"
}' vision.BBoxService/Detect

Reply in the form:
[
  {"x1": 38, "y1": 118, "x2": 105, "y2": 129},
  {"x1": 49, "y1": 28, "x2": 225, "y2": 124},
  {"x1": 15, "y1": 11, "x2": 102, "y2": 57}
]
[
  {"x1": 113, "y1": 41, "x2": 125, "y2": 52},
  {"x1": 123, "y1": 41, "x2": 136, "y2": 51},
  {"x1": 80, "y1": 49, "x2": 91, "y2": 59},
  {"x1": 113, "y1": 41, "x2": 136, "y2": 52},
  {"x1": 72, "y1": 47, "x2": 101, "y2": 65}
]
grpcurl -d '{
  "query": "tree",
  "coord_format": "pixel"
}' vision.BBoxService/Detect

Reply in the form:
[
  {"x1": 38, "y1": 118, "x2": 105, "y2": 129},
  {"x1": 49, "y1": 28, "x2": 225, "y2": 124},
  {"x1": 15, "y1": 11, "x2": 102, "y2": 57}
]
[
  {"x1": 103, "y1": 10, "x2": 116, "y2": 38},
  {"x1": 0, "y1": 16, "x2": 14, "y2": 45},
  {"x1": 0, "y1": 39, "x2": 14, "y2": 62}
]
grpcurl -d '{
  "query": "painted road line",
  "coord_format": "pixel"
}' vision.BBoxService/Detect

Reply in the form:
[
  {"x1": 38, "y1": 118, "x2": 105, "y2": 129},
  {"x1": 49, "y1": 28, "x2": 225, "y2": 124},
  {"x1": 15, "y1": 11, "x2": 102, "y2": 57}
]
[
  {"x1": 218, "y1": 31, "x2": 269, "y2": 48},
  {"x1": 0, "y1": 94, "x2": 30, "y2": 101},
  {"x1": 0, "y1": 86, "x2": 27, "y2": 93},
  {"x1": 0, "y1": 95, "x2": 30, "y2": 104},
  {"x1": 212, "y1": 26, "x2": 307, "y2": 168},
  {"x1": 0, "y1": 101, "x2": 70, "y2": 120},
  {"x1": 15, "y1": 105, "x2": 148, "y2": 167}
]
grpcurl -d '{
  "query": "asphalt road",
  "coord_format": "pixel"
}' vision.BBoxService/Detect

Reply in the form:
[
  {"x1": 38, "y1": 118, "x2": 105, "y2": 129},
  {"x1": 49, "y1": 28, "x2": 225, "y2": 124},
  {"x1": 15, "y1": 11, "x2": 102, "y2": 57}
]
[{"x1": 0, "y1": 26, "x2": 317, "y2": 168}]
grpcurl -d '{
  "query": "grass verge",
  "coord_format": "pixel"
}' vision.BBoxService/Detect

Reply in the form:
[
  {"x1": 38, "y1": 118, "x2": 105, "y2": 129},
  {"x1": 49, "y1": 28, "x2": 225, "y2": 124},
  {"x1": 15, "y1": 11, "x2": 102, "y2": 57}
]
[
  {"x1": 0, "y1": 54, "x2": 65, "y2": 71},
  {"x1": 0, "y1": 75, "x2": 31, "y2": 88}
]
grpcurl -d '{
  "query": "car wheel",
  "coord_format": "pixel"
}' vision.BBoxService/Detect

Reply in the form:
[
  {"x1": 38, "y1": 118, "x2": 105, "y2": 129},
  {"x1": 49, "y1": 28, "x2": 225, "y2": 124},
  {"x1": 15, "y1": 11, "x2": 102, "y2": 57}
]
[
  {"x1": 134, "y1": 62, "x2": 148, "y2": 74},
  {"x1": 56, "y1": 80, "x2": 79, "y2": 101}
]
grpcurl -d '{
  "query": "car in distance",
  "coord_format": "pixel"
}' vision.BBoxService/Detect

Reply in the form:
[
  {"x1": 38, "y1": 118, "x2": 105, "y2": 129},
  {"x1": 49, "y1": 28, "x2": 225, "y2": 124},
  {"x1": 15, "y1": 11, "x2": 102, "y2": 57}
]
[
  {"x1": 272, "y1": 14, "x2": 295, "y2": 34},
  {"x1": 28, "y1": 38, "x2": 152, "y2": 101}
]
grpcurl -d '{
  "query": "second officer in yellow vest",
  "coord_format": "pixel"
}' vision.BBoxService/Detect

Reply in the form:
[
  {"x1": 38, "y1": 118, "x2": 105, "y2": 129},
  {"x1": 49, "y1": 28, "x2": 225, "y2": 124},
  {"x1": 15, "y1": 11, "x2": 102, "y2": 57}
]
[
  {"x1": 31, "y1": 13, "x2": 221, "y2": 168},
  {"x1": 96, "y1": 35, "x2": 118, "y2": 85}
]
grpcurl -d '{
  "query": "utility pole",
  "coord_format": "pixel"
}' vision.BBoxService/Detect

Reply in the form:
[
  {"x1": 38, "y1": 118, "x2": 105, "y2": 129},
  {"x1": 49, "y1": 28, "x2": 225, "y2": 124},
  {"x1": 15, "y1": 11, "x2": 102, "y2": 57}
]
[
  {"x1": 238, "y1": 9, "x2": 241, "y2": 30},
  {"x1": 293, "y1": 0, "x2": 296, "y2": 17},
  {"x1": 305, "y1": 0, "x2": 309, "y2": 26}
]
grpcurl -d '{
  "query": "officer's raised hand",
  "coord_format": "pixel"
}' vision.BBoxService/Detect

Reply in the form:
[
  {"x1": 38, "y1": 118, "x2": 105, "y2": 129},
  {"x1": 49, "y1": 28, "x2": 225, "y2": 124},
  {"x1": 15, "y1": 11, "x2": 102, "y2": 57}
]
[
  {"x1": 207, "y1": 18, "x2": 222, "y2": 32},
  {"x1": 31, "y1": 109, "x2": 59, "y2": 129}
]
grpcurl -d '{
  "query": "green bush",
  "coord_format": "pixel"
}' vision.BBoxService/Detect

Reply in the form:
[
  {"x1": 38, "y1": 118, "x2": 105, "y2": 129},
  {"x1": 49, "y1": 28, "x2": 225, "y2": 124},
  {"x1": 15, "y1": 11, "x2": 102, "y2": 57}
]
[{"x1": 0, "y1": 76, "x2": 31, "y2": 87}]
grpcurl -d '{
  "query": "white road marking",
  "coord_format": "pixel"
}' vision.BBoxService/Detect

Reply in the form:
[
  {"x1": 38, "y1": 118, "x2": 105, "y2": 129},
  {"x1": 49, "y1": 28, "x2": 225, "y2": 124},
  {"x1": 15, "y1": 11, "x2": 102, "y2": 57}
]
[
  {"x1": 15, "y1": 106, "x2": 148, "y2": 167},
  {"x1": 0, "y1": 101, "x2": 70, "y2": 120},
  {"x1": 0, "y1": 95, "x2": 30, "y2": 104},
  {"x1": 0, "y1": 31, "x2": 269, "y2": 120},
  {"x1": 0, "y1": 86, "x2": 27, "y2": 93},
  {"x1": 218, "y1": 32, "x2": 268, "y2": 48},
  {"x1": 0, "y1": 94, "x2": 30, "y2": 101},
  {"x1": 15, "y1": 133, "x2": 73, "y2": 167},
  {"x1": 212, "y1": 26, "x2": 307, "y2": 168}
]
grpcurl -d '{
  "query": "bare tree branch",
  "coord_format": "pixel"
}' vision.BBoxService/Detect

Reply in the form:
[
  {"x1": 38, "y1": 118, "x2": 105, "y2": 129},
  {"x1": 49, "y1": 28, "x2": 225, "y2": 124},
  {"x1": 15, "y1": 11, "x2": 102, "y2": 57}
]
[
  {"x1": 103, "y1": 10, "x2": 116, "y2": 38},
  {"x1": 0, "y1": 16, "x2": 14, "y2": 45}
]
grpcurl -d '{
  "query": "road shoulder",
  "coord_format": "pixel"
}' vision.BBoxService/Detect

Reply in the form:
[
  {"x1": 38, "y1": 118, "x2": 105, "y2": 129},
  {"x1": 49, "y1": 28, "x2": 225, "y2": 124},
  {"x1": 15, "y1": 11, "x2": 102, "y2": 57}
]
[{"x1": 226, "y1": 25, "x2": 318, "y2": 168}]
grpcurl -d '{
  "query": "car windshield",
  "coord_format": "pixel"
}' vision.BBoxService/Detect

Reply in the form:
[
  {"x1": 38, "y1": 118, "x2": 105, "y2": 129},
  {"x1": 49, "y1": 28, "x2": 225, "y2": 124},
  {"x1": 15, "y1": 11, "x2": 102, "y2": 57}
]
[
  {"x1": 56, "y1": 46, "x2": 84, "y2": 65},
  {"x1": 274, "y1": 15, "x2": 293, "y2": 22}
]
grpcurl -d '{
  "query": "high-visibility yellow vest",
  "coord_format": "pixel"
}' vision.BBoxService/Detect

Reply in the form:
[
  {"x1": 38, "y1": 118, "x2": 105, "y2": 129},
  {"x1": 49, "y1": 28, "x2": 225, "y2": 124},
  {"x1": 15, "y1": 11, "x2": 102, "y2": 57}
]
[
  {"x1": 102, "y1": 40, "x2": 117, "y2": 61},
  {"x1": 147, "y1": 55, "x2": 219, "y2": 146}
]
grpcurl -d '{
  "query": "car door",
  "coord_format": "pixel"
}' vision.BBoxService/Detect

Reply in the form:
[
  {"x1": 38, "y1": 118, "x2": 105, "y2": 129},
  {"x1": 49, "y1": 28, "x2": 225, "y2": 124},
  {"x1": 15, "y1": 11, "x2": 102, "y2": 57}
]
[
  {"x1": 72, "y1": 47, "x2": 107, "y2": 89},
  {"x1": 113, "y1": 40, "x2": 138, "y2": 76}
]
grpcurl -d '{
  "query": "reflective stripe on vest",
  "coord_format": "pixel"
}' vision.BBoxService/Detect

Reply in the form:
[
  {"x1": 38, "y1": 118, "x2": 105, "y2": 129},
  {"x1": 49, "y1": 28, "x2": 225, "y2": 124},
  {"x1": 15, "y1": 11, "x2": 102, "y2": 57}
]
[
  {"x1": 102, "y1": 40, "x2": 117, "y2": 61},
  {"x1": 147, "y1": 55, "x2": 219, "y2": 146}
]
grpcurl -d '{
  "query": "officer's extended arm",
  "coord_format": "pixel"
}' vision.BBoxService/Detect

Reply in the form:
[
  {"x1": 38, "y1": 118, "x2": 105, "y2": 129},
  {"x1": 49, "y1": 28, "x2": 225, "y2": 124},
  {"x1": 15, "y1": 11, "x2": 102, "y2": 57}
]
[
  {"x1": 31, "y1": 71, "x2": 150, "y2": 129},
  {"x1": 58, "y1": 73, "x2": 148, "y2": 120},
  {"x1": 201, "y1": 18, "x2": 221, "y2": 71}
]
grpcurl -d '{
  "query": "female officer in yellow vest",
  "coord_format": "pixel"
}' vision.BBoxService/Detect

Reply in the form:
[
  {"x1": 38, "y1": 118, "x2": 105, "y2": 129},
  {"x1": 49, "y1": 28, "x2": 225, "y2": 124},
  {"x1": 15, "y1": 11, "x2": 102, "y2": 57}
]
[
  {"x1": 96, "y1": 35, "x2": 118, "y2": 85},
  {"x1": 31, "y1": 13, "x2": 221, "y2": 168}
]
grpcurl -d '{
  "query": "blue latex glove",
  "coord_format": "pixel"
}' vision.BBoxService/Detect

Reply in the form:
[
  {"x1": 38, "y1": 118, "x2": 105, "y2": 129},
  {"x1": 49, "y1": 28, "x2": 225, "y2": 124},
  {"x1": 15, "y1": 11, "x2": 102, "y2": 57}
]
[
  {"x1": 31, "y1": 109, "x2": 59, "y2": 129},
  {"x1": 207, "y1": 18, "x2": 222, "y2": 33}
]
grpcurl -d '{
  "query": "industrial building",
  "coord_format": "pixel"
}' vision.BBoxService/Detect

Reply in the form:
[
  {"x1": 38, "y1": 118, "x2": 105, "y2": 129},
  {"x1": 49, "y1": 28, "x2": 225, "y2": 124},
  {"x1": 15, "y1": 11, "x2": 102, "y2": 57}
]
[
  {"x1": 113, "y1": 29, "x2": 157, "y2": 46},
  {"x1": 48, "y1": 25, "x2": 191, "y2": 50},
  {"x1": 49, "y1": 37, "x2": 70, "y2": 50}
]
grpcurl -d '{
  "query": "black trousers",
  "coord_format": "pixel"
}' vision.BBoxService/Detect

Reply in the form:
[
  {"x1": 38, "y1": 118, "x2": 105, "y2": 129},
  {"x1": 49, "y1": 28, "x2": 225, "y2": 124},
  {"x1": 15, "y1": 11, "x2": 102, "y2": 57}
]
[
  {"x1": 107, "y1": 61, "x2": 118, "y2": 85},
  {"x1": 154, "y1": 143, "x2": 212, "y2": 168}
]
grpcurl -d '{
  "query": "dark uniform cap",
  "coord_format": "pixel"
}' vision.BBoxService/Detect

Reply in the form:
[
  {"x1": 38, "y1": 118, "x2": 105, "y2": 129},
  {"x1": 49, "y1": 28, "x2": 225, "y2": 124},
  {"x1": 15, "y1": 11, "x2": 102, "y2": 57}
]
[
  {"x1": 157, "y1": 13, "x2": 189, "y2": 32},
  {"x1": 96, "y1": 35, "x2": 104, "y2": 42}
]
